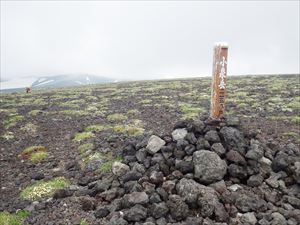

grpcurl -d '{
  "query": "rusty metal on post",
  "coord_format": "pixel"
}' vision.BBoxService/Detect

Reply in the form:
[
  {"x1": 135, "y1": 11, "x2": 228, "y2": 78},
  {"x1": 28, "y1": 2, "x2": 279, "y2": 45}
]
[{"x1": 209, "y1": 42, "x2": 228, "y2": 120}]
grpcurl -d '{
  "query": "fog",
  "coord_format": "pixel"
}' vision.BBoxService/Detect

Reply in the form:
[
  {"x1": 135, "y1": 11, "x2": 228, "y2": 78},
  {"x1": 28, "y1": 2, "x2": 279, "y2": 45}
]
[{"x1": 1, "y1": 1, "x2": 299, "y2": 88}]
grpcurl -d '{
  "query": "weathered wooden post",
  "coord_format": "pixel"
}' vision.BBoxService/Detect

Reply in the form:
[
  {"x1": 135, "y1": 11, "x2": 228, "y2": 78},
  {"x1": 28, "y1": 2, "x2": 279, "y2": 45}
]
[{"x1": 210, "y1": 42, "x2": 228, "y2": 120}]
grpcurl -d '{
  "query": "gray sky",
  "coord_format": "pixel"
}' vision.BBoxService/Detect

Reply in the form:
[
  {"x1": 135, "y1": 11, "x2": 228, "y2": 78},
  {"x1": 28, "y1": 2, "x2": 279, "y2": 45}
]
[{"x1": 1, "y1": 0, "x2": 299, "y2": 83}]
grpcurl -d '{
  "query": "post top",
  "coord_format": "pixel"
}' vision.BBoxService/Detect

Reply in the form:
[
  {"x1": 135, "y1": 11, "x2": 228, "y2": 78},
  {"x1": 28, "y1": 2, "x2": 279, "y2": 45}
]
[{"x1": 214, "y1": 42, "x2": 228, "y2": 48}]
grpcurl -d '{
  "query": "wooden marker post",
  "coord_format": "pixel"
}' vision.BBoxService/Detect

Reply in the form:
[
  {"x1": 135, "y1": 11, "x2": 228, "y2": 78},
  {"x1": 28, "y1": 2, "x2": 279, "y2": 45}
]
[{"x1": 210, "y1": 42, "x2": 228, "y2": 120}]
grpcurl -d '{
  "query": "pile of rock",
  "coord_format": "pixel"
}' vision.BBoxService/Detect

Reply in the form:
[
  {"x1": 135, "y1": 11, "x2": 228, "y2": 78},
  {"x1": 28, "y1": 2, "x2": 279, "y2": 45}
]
[{"x1": 76, "y1": 119, "x2": 300, "y2": 224}]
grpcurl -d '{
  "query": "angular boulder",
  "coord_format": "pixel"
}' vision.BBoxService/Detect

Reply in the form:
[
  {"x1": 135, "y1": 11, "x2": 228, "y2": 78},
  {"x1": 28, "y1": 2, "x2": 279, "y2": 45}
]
[{"x1": 193, "y1": 150, "x2": 227, "y2": 184}]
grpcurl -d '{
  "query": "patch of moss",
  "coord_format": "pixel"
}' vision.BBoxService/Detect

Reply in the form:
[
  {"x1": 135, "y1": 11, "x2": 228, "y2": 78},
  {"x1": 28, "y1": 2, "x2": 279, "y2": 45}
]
[
  {"x1": 99, "y1": 156, "x2": 123, "y2": 173},
  {"x1": 127, "y1": 109, "x2": 140, "y2": 115},
  {"x1": 0, "y1": 210, "x2": 30, "y2": 225},
  {"x1": 179, "y1": 103, "x2": 205, "y2": 119},
  {"x1": 3, "y1": 115, "x2": 23, "y2": 129},
  {"x1": 28, "y1": 110, "x2": 43, "y2": 116},
  {"x1": 139, "y1": 99, "x2": 152, "y2": 104},
  {"x1": 80, "y1": 219, "x2": 89, "y2": 225},
  {"x1": 60, "y1": 110, "x2": 90, "y2": 117},
  {"x1": 291, "y1": 116, "x2": 300, "y2": 124},
  {"x1": 1, "y1": 132, "x2": 14, "y2": 140},
  {"x1": 82, "y1": 152, "x2": 103, "y2": 164},
  {"x1": 21, "y1": 146, "x2": 46, "y2": 156},
  {"x1": 78, "y1": 143, "x2": 94, "y2": 155},
  {"x1": 113, "y1": 125, "x2": 144, "y2": 136},
  {"x1": 85, "y1": 125, "x2": 110, "y2": 132},
  {"x1": 30, "y1": 152, "x2": 49, "y2": 164},
  {"x1": 107, "y1": 113, "x2": 127, "y2": 122},
  {"x1": 20, "y1": 177, "x2": 70, "y2": 200},
  {"x1": 73, "y1": 132, "x2": 95, "y2": 141},
  {"x1": 20, "y1": 123, "x2": 38, "y2": 134},
  {"x1": 20, "y1": 146, "x2": 48, "y2": 164}
]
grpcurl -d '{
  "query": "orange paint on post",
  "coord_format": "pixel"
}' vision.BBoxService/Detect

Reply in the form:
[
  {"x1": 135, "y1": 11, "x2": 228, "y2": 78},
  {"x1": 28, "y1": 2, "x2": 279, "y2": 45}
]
[{"x1": 210, "y1": 42, "x2": 228, "y2": 120}]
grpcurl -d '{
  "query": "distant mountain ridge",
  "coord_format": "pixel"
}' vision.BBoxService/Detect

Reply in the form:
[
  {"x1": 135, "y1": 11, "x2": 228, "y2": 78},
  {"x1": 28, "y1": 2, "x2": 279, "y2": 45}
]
[{"x1": 31, "y1": 74, "x2": 114, "y2": 89}]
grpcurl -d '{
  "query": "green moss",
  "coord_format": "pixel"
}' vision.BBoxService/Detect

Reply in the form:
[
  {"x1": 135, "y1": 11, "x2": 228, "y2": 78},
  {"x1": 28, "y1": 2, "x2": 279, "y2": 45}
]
[
  {"x1": 3, "y1": 115, "x2": 23, "y2": 129},
  {"x1": 82, "y1": 152, "x2": 103, "y2": 164},
  {"x1": 287, "y1": 97, "x2": 300, "y2": 110},
  {"x1": 60, "y1": 110, "x2": 90, "y2": 117},
  {"x1": 85, "y1": 125, "x2": 110, "y2": 132},
  {"x1": 73, "y1": 132, "x2": 95, "y2": 141},
  {"x1": 20, "y1": 123, "x2": 38, "y2": 134},
  {"x1": 0, "y1": 210, "x2": 30, "y2": 225},
  {"x1": 99, "y1": 156, "x2": 123, "y2": 173},
  {"x1": 21, "y1": 146, "x2": 46, "y2": 155},
  {"x1": 78, "y1": 143, "x2": 94, "y2": 154},
  {"x1": 28, "y1": 110, "x2": 43, "y2": 116},
  {"x1": 139, "y1": 99, "x2": 152, "y2": 104},
  {"x1": 20, "y1": 177, "x2": 70, "y2": 200},
  {"x1": 127, "y1": 109, "x2": 140, "y2": 115},
  {"x1": 107, "y1": 113, "x2": 127, "y2": 122},
  {"x1": 291, "y1": 116, "x2": 300, "y2": 123},
  {"x1": 80, "y1": 219, "x2": 89, "y2": 225},
  {"x1": 113, "y1": 125, "x2": 144, "y2": 136},
  {"x1": 30, "y1": 152, "x2": 49, "y2": 164},
  {"x1": 179, "y1": 103, "x2": 205, "y2": 119}
]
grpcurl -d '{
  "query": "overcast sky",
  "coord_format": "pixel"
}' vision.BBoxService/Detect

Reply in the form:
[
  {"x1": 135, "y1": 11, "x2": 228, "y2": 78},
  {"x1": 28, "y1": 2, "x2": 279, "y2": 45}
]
[{"x1": 1, "y1": 0, "x2": 299, "y2": 84}]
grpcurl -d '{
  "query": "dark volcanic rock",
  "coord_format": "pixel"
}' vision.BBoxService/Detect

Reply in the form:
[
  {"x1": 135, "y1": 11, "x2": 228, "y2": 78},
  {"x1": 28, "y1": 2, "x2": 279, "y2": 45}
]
[
  {"x1": 167, "y1": 195, "x2": 189, "y2": 221},
  {"x1": 220, "y1": 126, "x2": 247, "y2": 155},
  {"x1": 124, "y1": 204, "x2": 147, "y2": 222},
  {"x1": 193, "y1": 150, "x2": 227, "y2": 184},
  {"x1": 204, "y1": 130, "x2": 221, "y2": 143},
  {"x1": 149, "y1": 202, "x2": 169, "y2": 219}
]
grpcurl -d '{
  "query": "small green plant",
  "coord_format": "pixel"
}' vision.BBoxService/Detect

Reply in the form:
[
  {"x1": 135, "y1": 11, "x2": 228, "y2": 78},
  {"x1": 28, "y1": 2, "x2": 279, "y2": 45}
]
[
  {"x1": 291, "y1": 116, "x2": 300, "y2": 123},
  {"x1": 73, "y1": 132, "x2": 95, "y2": 141},
  {"x1": 113, "y1": 125, "x2": 144, "y2": 136},
  {"x1": 139, "y1": 99, "x2": 152, "y2": 104},
  {"x1": 80, "y1": 219, "x2": 89, "y2": 225},
  {"x1": 20, "y1": 123, "x2": 38, "y2": 134},
  {"x1": 3, "y1": 115, "x2": 23, "y2": 129},
  {"x1": 85, "y1": 124, "x2": 110, "y2": 132},
  {"x1": 127, "y1": 109, "x2": 140, "y2": 115},
  {"x1": 82, "y1": 152, "x2": 104, "y2": 163},
  {"x1": 107, "y1": 113, "x2": 127, "y2": 122},
  {"x1": 78, "y1": 143, "x2": 94, "y2": 155},
  {"x1": 1, "y1": 132, "x2": 14, "y2": 140},
  {"x1": 28, "y1": 110, "x2": 42, "y2": 116},
  {"x1": 20, "y1": 177, "x2": 70, "y2": 200},
  {"x1": 0, "y1": 210, "x2": 30, "y2": 225},
  {"x1": 179, "y1": 103, "x2": 205, "y2": 119},
  {"x1": 99, "y1": 156, "x2": 123, "y2": 173},
  {"x1": 30, "y1": 152, "x2": 49, "y2": 164}
]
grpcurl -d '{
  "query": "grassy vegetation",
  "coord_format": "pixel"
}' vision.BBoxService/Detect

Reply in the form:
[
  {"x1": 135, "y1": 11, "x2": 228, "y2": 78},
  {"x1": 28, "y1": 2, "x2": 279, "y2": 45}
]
[
  {"x1": 85, "y1": 124, "x2": 110, "y2": 132},
  {"x1": 1, "y1": 132, "x2": 14, "y2": 140},
  {"x1": 99, "y1": 156, "x2": 123, "y2": 173},
  {"x1": 78, "y1": 143, "x2": 94, "y2": 155},
  {"x1": 113, "y1": 125, "x2": 144, "y2": 136},
  {"x1": 0, "y1": 210, "x2": 30, "y2": 225},
  {"x1": 19, "y1": 146, "x2": 48, "y2": 164},
  {"x1": 107, "y1": 113, "x2": 128, "y2": 122},
  {"x1": 73, "y1": 132, "x2": 95, "y2": 141},
  {"x1": 3, "y1": 115, "x2": 23, "y2": 129},
  {"x1": 179, "y1": 103, "x2": 205, "y2": 119},
  {"x1": 20, "y1": 177, "x2": 70, "y2": 200},
  {"x1": 30, "y1": 152, "x2": 49, "y2": 164},
  {"x1": 20, "y1": 123, "x2": 38, "y2": 134}
]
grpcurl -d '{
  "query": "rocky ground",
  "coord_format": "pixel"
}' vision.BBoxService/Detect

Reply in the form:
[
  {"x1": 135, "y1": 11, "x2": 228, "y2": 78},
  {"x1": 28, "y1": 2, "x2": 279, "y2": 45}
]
[{"x1": 0, "y1": 74, "x2": 299, "y2": 225}]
